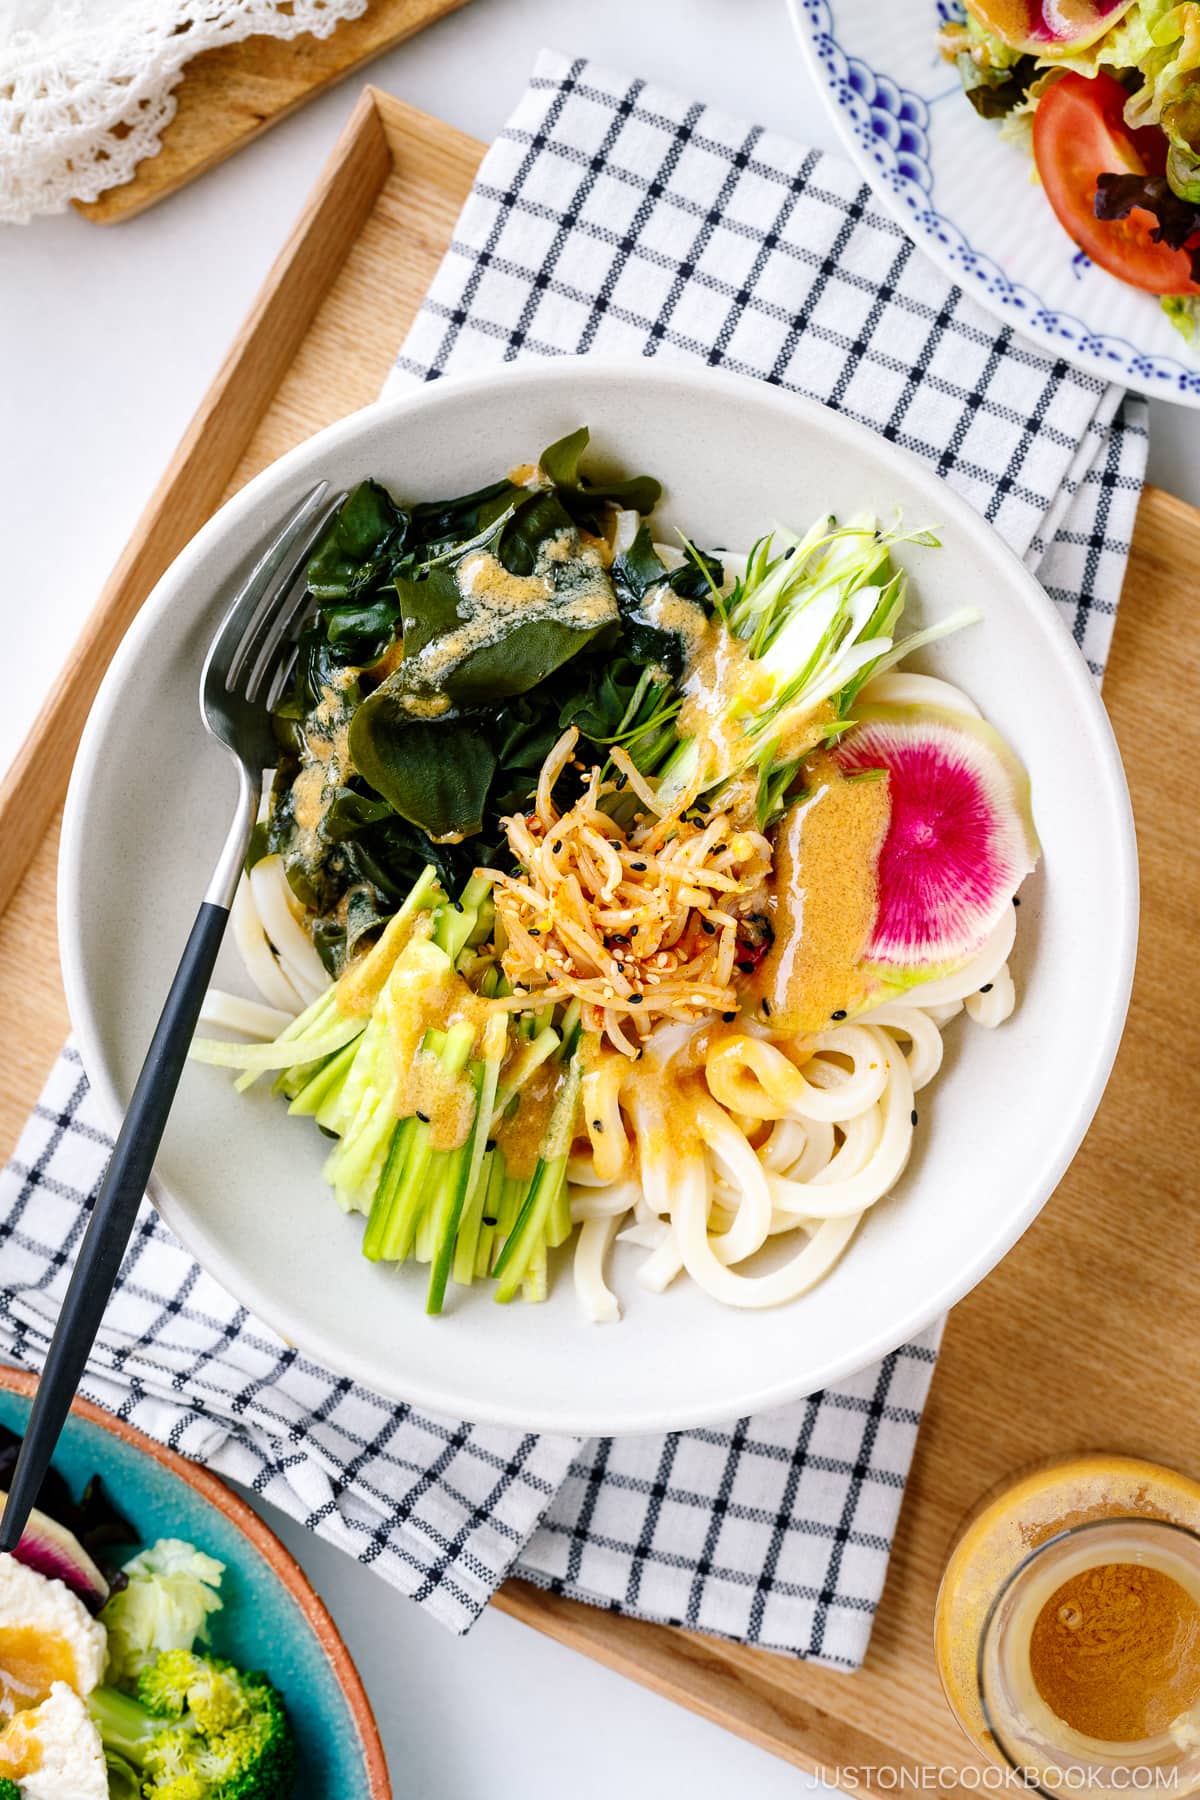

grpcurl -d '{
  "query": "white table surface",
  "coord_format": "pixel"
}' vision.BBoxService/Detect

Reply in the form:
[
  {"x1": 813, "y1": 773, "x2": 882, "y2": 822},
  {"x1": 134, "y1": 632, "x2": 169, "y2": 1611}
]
[{"x1": 0, "y1": 2, "x2": 1193, "y2": 1792}]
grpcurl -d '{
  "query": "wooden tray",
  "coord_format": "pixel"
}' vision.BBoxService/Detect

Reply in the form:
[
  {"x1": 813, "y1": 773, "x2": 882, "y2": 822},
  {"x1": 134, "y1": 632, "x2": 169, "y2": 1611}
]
[
  {"x1": 3, "y1": 87, "x2": 1198, "y2": 1794},
  {"x1": 73, "y1": 0, "x2": 467, "y2": 225}
]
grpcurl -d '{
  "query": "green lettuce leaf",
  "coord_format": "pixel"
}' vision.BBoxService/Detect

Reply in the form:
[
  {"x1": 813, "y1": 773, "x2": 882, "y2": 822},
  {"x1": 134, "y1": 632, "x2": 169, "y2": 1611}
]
[
  {"x1": 1162, "y1": 290, "x2": 1200, "y2": 331},
  {"x1": 100, "y1": 1540, "x2": 224, "y2": 1687}
]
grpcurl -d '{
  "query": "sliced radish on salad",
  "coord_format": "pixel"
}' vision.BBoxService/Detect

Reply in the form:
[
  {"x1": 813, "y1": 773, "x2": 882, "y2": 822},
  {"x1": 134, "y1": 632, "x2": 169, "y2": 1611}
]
[
  {"x1": 967, "y1": 0, "x2": 1135, "y2": 54},
  {"x1": 834, "y1": 704, "x2": 1040, "y2": 980},
  {"x1": 0, "y1": 1492, "x2": 109, "y2": 1608}
]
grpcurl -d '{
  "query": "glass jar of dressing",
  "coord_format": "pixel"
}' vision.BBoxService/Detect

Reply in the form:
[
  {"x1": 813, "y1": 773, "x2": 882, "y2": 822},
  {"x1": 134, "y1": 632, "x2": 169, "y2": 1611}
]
[{"x1": 936, "y1": 1456, "x2": 1200, "y2": 1793}]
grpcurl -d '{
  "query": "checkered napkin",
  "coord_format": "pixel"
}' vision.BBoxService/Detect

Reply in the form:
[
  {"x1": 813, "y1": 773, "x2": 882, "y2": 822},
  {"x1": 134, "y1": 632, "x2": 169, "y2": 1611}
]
[{"x1": 0, "y1": 52, "x2": 1147, "y2": 1671}]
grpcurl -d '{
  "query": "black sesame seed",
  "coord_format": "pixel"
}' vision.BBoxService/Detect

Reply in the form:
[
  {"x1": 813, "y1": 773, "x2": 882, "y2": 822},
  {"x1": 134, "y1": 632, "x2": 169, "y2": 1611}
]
[
  {"x1": 784, "y1": 545, "x2": 795, "y2": 560},
  {"x1": 712, "y1": 843, "x2": 727, "y2": 855},
  {"x1": 629, "y1": 993, "x2": 643, "y2": 1005},
  {"x1": 483, "y1": 1216, "x2": 498, "y2": 1227},
  {"x1": 592, "y1": 1119, "x2": 604, "y2": 1132},
  {"x1": 417, "y1": 1111, "x2": 430, "y2": 1123},
  {"x1": 630, "y1": 861, "x2": 647, "y2": 872},
  {"x1": 736, "y1": 960, "x2": 756, "y2": 974},
  {"x1": 552, "y1": 840, "x2": 563, "y2": 853},
  {"x1": 529, "y1": 927, "x2": 541, "y2": 937},
  {"x1": 722, "y1": 1011, "x2": 737, "y2": 1023},
  {"x1": 630, "y1": 925, "x2": 639, "y2": 936},
  {"x1": 980, "y1": 982, "x2": 993, "y2": 994},
  {"x1": 761, "y1": 999, "x2": 771, "y2": 1016},
  {"x1": 831, "y1": 1009, "x2": 847, "y2": 1021},
  {"x1": 701, "y1": 920, "x2": 716, "y2": 935},
  {"x1": 452, "y1": 899, "x2": 464, "y2": 912},
  {"x1": 910, "y1": 1109, "x2": 918, "y2": 1127},
  {"x1": 616, "y1": 776, "x2": 628, "y2": 790}
]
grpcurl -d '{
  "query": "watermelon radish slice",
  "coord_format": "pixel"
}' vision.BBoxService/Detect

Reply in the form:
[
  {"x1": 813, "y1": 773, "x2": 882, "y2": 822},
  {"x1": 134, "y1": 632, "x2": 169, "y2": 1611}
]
[
  {"x1": 833, "y1": 704, "x2": 1039, "y2": 979},
  {"x1": 966, "y1": 0, "x2": 1136, "y2": 55},
  {"x1": 0, "y1": 1491, "x2": 109, "y2": 1609}
]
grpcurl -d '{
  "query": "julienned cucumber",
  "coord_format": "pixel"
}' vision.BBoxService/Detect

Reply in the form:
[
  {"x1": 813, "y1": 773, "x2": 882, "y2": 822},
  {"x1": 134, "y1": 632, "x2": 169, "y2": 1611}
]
[
  {"x1": 426, "y1": 1011, "x2": 506, "y2": 1313},
  {"x1": 201, "y1": 864, "x2": 585, "y2": 1311}
]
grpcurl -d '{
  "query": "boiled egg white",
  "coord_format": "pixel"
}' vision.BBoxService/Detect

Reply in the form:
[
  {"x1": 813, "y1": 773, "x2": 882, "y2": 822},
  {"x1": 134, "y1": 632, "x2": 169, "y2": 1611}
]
[{"x1": 0, "y1": 1681, "x2": 107, "y2": 1799}]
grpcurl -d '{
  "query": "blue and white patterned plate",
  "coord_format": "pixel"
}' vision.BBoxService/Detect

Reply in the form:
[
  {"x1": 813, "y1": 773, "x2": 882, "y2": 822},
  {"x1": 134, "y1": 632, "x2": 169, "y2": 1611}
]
[{"x1": 788, "y1": 0, "x2": 1200, "y2": 404}]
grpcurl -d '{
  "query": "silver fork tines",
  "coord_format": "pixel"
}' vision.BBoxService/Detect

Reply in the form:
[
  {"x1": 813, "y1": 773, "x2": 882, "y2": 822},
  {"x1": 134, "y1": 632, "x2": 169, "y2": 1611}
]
[
  {"x1": 205, "y1": 483, "x2": 344, "y2": 714},
  {"x1": 201, "y1": 481, "x2": 348, "y2": 910}
]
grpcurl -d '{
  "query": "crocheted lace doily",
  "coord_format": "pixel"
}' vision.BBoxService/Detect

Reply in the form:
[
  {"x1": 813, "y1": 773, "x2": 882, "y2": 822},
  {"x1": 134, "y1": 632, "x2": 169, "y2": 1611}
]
[{"x1": 0, "y1": 0, "x2": 369, "y2": 225}]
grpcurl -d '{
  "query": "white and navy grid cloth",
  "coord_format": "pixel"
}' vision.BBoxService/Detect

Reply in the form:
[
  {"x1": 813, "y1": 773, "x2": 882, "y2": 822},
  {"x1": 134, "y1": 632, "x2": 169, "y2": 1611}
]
[{"x1": 0, "y1": 52, "x2": 1147, "y2": 1670}]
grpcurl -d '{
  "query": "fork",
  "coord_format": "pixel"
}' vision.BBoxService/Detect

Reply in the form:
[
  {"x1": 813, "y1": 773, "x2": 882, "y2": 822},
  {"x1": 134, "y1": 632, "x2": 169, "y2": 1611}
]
[{"x1": 0, "y1": 481, "x2": 345, "y2": 1552}]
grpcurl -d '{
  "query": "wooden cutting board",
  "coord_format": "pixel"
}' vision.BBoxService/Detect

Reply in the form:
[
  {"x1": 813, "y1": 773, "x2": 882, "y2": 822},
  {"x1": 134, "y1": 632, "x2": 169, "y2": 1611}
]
[
  {"x1": 4, "y1": 88, "x2": 1199, "y2": 1793},
  {"x1": 73, "y1": 0, "x2": 467, "y2": 225}
]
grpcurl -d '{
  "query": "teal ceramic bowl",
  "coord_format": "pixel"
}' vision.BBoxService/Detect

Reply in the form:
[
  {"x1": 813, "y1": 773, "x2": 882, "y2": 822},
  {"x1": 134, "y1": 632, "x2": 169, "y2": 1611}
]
[{"x1": 0, "y1": 1367, "x2": 389, "y2": 1797}]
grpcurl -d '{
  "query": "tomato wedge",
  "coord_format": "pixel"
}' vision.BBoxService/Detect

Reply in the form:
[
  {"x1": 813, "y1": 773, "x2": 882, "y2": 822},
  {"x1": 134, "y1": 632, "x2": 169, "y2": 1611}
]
[{"x1": 1032, "y1": 71, "x2": 1200, "y2": 294}]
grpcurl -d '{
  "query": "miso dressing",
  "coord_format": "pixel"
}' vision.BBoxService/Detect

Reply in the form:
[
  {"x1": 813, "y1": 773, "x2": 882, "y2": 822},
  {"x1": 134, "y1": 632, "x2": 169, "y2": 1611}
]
[
  {"x1": 495, "y1": 1063, "x2": 560, "y2": 1180},
  {"x1": 404, "y1": 531, "x2": 617, "y2": 694},
  {"x1": 1028, "y1": 1562, "x2": 1200, "y2": 1742},
  {"x1": 751, "y1": 754, "x2": 890, "y2": 1033}
]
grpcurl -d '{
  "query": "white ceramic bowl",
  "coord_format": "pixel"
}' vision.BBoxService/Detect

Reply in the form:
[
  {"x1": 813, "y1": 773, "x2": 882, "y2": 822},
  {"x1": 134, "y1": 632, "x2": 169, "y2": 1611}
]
[
  {"x1": 788, "y1": 0, "x2": 1200, "y2": 404},
  {"x1": 60, "y1": 360, "x2": 1137, "y2": 1435}
]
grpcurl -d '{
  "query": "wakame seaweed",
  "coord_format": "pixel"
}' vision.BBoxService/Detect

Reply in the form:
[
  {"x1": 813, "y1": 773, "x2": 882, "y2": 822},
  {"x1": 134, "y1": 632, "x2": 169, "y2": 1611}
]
[
  {"x1": 538, "y1": 425, "x2": 662, "y2": 527},
  {"x1": 265, "y1": 430, "x2": 677, "y2": 972},
  {"x1": 611, "y1": 525, "x2": 724, "y2": 678},
  {"x1": 305, "y1": 479, "x2": 409, "y2": 600}
]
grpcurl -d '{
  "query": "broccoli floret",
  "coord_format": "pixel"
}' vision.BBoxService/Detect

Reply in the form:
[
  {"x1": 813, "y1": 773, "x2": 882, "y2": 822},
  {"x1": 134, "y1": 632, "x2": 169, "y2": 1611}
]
[
  {"x1": 89, "y1": 1650, "x2": 296, "y2": 1800},
  {"x1": 0, "y1": 1778, "x2": 21, "y2": 1800}
]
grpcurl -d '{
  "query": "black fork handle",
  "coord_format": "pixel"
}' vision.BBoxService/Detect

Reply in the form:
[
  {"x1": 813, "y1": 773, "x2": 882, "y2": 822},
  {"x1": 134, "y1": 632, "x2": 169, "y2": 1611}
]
[{"x1": 0, "y1": 900, "x2": 230, "y2": 1549}]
